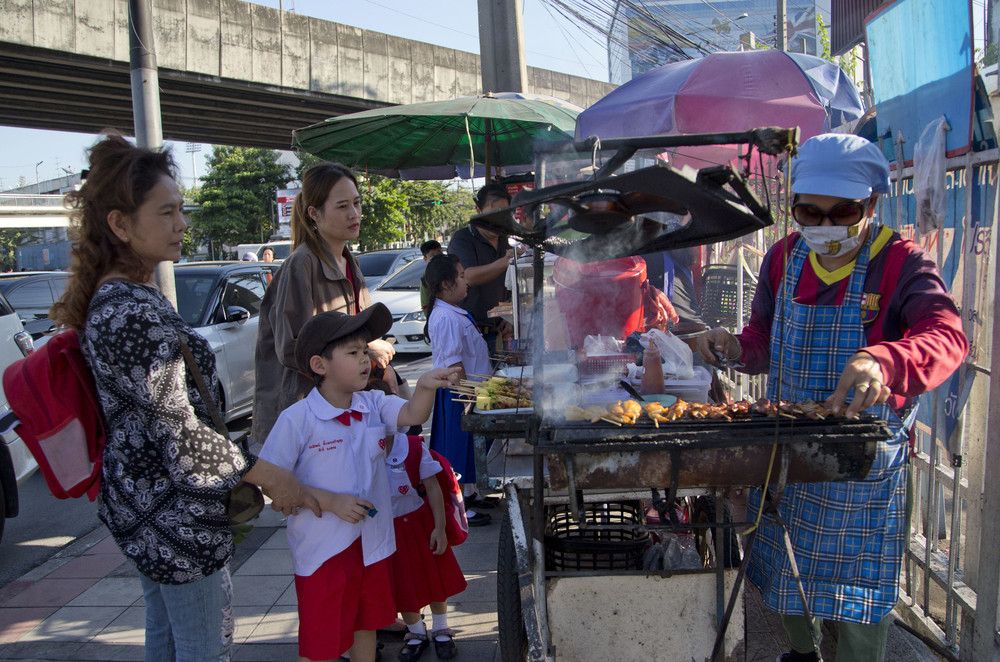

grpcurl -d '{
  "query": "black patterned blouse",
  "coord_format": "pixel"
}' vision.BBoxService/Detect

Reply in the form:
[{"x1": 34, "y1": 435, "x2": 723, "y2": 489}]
[{"x1": 81, "y1": 281, "x2": 254, "y2": 585}]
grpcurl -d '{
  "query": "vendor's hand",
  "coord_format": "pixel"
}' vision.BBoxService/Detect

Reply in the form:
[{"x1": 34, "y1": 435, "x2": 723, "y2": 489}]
[
  {"x1": 429, "y1": 526, "x2": 449, "y2": 555},
  {"x1": 825, "y1": 352, "x2": 891, "y2": 418},
  {"x1": 417, "y1": 366, "x2": 462, "y2": 391},
  {"x1": 693, "y1": 327, "x2": 741, "y2": 367},
  {"x1": 306, "y1": 486, "x2": 374, "y2": 524},
  {"x1": 498, "y1": 319, "x2": 514, "y2": 341},
  {"x1": 502, "y1": 248, "x2": 514, "y2": 263},
  {"x1": 368, "y1": 338, "x2": 396, "y2": 369}
]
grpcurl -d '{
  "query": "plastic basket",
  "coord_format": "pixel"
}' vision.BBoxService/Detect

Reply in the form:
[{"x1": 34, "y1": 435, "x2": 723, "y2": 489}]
[
  {"x1": 545, "y1": 502, "x2": 650, "y2": 571},
  {"x1": 699, "y1": 264, "x2": 756, "y2": 328},
  {"x1": 579, "y1": 353, "x2": 632, "y2": 378}
]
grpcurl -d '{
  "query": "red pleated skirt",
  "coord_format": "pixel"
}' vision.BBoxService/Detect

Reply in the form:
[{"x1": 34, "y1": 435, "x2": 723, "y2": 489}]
[{"x1": 390, "y1": 502, "x2": 468, "y2": 613}]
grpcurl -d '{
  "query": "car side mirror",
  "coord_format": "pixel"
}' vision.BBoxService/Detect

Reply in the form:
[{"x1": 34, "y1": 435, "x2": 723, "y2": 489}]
[{"x1": 222, "y1": 306, "x2": 250, "y2": 325}]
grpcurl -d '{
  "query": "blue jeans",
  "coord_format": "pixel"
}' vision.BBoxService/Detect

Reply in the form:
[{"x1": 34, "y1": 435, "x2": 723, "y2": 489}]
[{"x1": 140, "y1": 565, "x2": 234, "y2": 662}]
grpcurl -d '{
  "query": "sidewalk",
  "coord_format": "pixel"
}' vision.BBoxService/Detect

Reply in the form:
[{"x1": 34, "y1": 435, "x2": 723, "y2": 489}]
[{"x1": 0, "y1": 493, "x2": 943, "y2": 662}]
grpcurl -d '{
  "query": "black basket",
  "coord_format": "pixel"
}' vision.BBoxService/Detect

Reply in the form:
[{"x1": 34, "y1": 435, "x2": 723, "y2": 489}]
[
  {"x1": 544, "y1": 502, "x2": 650, "y2": 571},
  {"x1": 699, "y1": 264, "x2": 756, "y2": 328}
]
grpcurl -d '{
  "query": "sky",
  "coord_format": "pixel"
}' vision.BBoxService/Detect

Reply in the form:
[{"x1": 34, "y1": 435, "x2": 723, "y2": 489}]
[{"x1": 0, "y1": 0, "x2": 607, "y2": 192}]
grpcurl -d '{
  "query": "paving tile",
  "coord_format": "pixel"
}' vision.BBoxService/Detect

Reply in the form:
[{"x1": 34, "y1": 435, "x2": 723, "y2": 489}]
[
  {"x1": 0, "y1": 580, "x2": 34, "y2": 605},
  {"x1": 453, "y1": 541, "x2": 500, "y2": 572},
  {"x1": 233, "y1": 605, "x2": 270, "y2": 646},
  {"x1": 18, "y1": 605, "x2": 126, "y2": 642},
  {"x1": 233, "y1": 549, "x2": 294, "y2": 577},
  {"x1": 231, "y1": 574, "x2": 293, "y2": 607},
  {"x1": 46, "y1": 554, "x2": 127, "y2": 579},
  {"x1": 451, "y1": 570, "x2": 498, "y2": 604},
  {"x1": 275, "y1": 582, "x2": 298, "y2": 607},
  {"x1": 0, "y1": 606, "x2": 58, "y2": 644},
  {"x1": 19, "y1": 556, "x2": 73, "y2": 583},
  {"x1": 232, "y1": 641, "x2": 299, "y2": 661},
  {"x1": 66, "y1": 577, "x2": 142, "y2": 608},
  {"x1": 81, "y1": 534, "x2": 120, "y2": 556},
  {"x1": 2, "y1": 577, "x2": 99, "y2": 608},
  {"x1": 0, "y1": 640, "x2": 88, "y2": 660},
  {"x1": 243, "y1": 605, "x2": 299, "y2": 644},
  {"x1": 71, "y1": 641, "x2": 146, "y2": 660},
  {"x1": 259, "y1": 529, "x2": 290, "y2": 550},
  {"x1": 91, "y1": 605, "x2": 146, "y2": 644}
]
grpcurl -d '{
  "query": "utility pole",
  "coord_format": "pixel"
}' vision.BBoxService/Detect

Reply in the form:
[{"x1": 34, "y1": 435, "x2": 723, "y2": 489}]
[
  {"x1": 129, "y1": 0, "x2": 175, "y2": 306},
  {"x1": 477, "y1": 0, "x2": 527, "y2": 94},
  {"x1": 776, "y1": 0, "x2": 787, "y2": 51}
]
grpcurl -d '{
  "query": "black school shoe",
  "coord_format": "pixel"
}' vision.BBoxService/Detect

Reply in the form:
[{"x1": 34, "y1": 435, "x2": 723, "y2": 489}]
[
  {"x1": 398, "y1": 633, "x2": 429, "y2": 661},
  {"x1": 467, "y1": 511, "x2": 492, "y2": 526},
  {"x1": 432, "y1": 629, "x2": 458, "y2": 660},
  {"x1": 466, "y1": 493, "x2": 500, "y2": 509}
]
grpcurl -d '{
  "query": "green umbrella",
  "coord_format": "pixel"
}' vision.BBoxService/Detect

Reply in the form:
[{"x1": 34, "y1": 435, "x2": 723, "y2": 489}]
[{"x1": 292, "y1": 92, "x2": 582, "y2": 180}]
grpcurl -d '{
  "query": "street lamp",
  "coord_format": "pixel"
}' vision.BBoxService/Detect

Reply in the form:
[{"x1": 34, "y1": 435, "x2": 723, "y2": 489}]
[{"x1": 35, "y1": 160, "x2": 43, "y2": 188}]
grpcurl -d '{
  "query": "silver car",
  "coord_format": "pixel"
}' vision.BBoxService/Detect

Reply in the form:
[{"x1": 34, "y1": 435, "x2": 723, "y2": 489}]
[
  {"x1": 174, "y1": 261, "x2": 279, "y2": 421},
  {"x1": 369, "y1": 259, "x2": 431, "y2": 354},
  {"x1": 356, "y1": 248, "x2": 422, "y2": 290},
  {"x1": 0, "y1": 290, "x2": 36, "y2": 542}
]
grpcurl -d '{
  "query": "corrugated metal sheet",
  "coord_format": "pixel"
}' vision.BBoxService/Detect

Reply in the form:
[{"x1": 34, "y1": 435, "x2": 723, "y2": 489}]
[{"x1": 831, "y1": 0, "x2": 891, "y2": 55}]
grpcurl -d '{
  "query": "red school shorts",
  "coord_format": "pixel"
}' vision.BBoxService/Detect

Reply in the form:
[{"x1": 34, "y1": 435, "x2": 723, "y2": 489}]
[{"x1": 294, "y1": 537, "x2": 396, "y2": 660}]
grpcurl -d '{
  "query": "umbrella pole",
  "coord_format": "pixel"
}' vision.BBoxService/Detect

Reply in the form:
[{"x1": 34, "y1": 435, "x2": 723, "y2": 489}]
[{"x1": 484, "y1": 118, "x2": 493, "y2": 183}]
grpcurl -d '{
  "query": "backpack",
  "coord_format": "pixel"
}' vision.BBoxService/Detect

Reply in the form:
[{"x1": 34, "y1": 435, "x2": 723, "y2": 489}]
[
  {"x1": 2, "y1": 329, "x2": 104, "y2": 501},
  {"x1": 402, "y1": 435, "x2": 469, "y2": 546}
]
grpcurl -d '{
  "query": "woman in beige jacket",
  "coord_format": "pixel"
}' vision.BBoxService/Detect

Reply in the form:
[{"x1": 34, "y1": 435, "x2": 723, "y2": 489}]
[{"x1": 252, "y1": 163, "x2": 397, "y2": 443}]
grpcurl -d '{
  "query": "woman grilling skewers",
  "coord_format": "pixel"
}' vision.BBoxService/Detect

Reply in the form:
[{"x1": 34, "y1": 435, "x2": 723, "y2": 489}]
[{"x1": 694, "y1": 134, "x2": 968, "y2": 662}]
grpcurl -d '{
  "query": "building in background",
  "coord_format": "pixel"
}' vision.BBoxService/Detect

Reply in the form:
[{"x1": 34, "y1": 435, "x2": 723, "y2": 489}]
[{"x1": 609, "y1": 0, "x2": 830, "y2": 84}]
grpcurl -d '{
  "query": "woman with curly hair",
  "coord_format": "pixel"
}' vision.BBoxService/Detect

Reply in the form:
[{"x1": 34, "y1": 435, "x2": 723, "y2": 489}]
[
  {"x1": 51, "y1": 134, "x2": 319, "y2": 662},
  {"x1": 252, "y1": 162, "x2": 399, "y2": 443}
]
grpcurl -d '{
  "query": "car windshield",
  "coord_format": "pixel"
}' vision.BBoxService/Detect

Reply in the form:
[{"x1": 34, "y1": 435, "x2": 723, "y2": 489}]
[
  {"x1": 357, "y1": 252, "x2": 401, "y2": 277},
  {"x1": 378, "y1": 260, "x2": 426, "y2": 290},
  {"x1": 174, "y1": 274, "x2": 217, "y2": 326}
]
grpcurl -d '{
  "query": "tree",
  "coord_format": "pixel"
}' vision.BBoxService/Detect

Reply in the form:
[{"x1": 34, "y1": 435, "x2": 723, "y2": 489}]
[
  {"x1": 191, "y1": 147, "x2": 292, "y2": 257},
  {"x1": 0, "y1": 230, "x2": 41, "y2": 272}
]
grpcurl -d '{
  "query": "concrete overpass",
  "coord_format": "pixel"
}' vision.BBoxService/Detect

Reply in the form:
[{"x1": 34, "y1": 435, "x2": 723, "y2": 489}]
[{"x1": 0, "y1": 0, "x2": 615, "y2": 150}]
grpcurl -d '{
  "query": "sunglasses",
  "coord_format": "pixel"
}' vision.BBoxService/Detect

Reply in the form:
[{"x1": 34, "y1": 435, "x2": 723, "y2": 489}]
[{"x1": 791, "y1": 199, "x2": 870, "y2": 226}]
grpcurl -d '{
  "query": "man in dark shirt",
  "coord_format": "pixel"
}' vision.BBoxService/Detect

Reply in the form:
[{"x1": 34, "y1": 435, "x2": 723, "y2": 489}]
[{"x1": 447, "y1": 183, "x2": 515, "y2": 356}]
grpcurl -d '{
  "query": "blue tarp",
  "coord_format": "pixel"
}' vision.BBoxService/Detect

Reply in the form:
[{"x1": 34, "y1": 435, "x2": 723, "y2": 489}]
[{"x1": 866, "y1": 0, "x2": 975, "y2": 163}]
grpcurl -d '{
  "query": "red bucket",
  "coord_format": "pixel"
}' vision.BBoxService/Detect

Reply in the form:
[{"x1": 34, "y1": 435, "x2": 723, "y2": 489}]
[{"x1": 553, "y1": 256, "x2": 647, "y2": 348}]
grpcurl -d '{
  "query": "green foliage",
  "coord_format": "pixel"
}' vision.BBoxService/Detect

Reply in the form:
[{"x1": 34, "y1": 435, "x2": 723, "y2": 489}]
[
  {"x1": 0, "y1": 230, "x2": 38, "y2": 272},
  {"x1": 191, "y1": 147, "x2": 292, "y2": 257},
  {"x1": 817, "y1": 15, "x2": 859, "y2": 84}
]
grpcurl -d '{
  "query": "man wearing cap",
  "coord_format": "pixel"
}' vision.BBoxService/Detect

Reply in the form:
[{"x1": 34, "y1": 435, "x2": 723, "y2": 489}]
[{"x1": 694, "y1": 134, "x2": 967, "y2": 661}]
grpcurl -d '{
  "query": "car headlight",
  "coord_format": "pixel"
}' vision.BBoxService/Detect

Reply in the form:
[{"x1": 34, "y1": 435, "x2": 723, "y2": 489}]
[{"x1": 399, "y1": 310, "x2": 426, "y2": 323}]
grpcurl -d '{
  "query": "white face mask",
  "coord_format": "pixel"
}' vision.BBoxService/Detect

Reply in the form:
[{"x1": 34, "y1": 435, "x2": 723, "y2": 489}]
[{"x1": 798, "y1": 221, "x2": 866, "y2": 258}]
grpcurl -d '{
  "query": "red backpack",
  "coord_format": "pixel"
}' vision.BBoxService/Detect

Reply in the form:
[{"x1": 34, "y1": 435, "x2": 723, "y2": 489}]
[
  {"x1": 402, "y1": 436, "x2": 469, "y2": 546},
  {"x1": 2, "y1": 330, "x2": 104, "y2": 500}
]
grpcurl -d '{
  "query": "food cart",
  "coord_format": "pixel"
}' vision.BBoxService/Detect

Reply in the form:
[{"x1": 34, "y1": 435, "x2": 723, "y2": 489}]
[{"x1": 460, "y1": 129, "x2": 893, "y2": 662}]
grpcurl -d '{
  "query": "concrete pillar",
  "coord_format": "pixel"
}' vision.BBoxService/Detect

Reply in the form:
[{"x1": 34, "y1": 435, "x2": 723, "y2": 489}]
[{"x1": 477, "y1": 0, "x2": 527, "y2": 94}]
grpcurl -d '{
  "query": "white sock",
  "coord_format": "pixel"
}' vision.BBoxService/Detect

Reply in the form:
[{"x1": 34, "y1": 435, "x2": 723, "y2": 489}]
[
  {"x1": 432, "y1": 613, "x2": 449, "y2": 634},
  {"x1": 406, "y1": 620, "x2": 427, "y2": 644},
  {"x1": 466, "y1": 509, "x2": 478, "y2": 518}
]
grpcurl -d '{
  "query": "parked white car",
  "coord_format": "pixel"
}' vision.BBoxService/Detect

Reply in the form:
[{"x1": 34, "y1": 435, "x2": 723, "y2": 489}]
[
  {"x1": 0, "y1": 290, "x2": 37, "y2": 542},
  {"x1": 174, "y1": 261, "x2": 279, "y2": 421},
  {"x1": 369, "y1": 259, "x2": 431, "y2": 354}
]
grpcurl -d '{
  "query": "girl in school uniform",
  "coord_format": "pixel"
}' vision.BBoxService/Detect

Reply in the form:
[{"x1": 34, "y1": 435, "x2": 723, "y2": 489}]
[
  {"x1": 386, "y1": 435, "x2": 467, "y2": 660},
  {"x1": 425, "y1": 253, "x2": 494, "y2": 527}
]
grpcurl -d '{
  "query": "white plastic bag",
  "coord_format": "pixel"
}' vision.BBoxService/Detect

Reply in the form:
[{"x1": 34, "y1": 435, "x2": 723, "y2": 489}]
[
  {"x1": 914, "y1": 116, "x2": 950, "y2": 235},
  {"x1": 642, "y1": 329, "x2": 693, "y2": 380}
]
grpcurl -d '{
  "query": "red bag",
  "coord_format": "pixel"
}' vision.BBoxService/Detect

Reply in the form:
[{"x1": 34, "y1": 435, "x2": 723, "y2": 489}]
[
  {"x1": 2, "y1": 330, "x2": 104, "y2": 500},
  {"x1": 402, "y1": 436, "x2": 469, "y2": 546}
]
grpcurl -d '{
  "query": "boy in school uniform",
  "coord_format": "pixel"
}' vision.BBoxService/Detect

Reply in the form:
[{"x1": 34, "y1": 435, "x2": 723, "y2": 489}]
[{"x1": 258, "y1": 303, "x2": 460, "y2": 662}]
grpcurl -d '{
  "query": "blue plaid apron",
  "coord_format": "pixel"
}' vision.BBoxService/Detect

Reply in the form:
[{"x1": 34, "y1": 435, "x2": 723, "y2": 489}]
[{"x1": 745, "y1": 234, "x2": 912, "y2": 624}]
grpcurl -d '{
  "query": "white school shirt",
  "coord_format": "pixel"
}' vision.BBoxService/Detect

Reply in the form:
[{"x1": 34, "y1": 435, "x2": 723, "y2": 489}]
[
  {"x1": 428, "y1": 299, "x2": 490, "y2": 377},
  {"x1": 386, "y1": 434, "x2": 443, "y2": 518},
  {"x1": 259, "y1": 388, "x2": 406, "y2": 576}
]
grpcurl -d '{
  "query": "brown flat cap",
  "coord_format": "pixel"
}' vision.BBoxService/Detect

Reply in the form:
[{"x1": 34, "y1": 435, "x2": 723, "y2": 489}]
[{"x1": 295, "y1": 303, "x2": 393, "y2": 375}]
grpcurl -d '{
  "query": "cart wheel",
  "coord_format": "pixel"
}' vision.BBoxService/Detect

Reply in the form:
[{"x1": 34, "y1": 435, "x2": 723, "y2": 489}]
[{"x1": 498, "y1": 507, "x2": 528, "y2": 662}]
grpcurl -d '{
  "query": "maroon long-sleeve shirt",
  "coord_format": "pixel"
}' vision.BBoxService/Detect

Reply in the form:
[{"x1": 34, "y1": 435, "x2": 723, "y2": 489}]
[{"x1": 736, "y1": 226, "x2": 968, "y2": 410}]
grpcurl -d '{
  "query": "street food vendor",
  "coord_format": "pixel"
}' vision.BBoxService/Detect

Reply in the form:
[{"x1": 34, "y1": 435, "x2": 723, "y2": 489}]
[
  {"x1": 694, "y1": 134, "x2": 968, "y2": 662},
  {"x1": 447, "y1": 184, "x2": 516, "y2": 356}
]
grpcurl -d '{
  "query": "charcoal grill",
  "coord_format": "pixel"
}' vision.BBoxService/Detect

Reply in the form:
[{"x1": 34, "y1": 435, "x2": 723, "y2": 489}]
[{"x1": 463, "y1": 128, "x2": 892, "y2": 662}]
